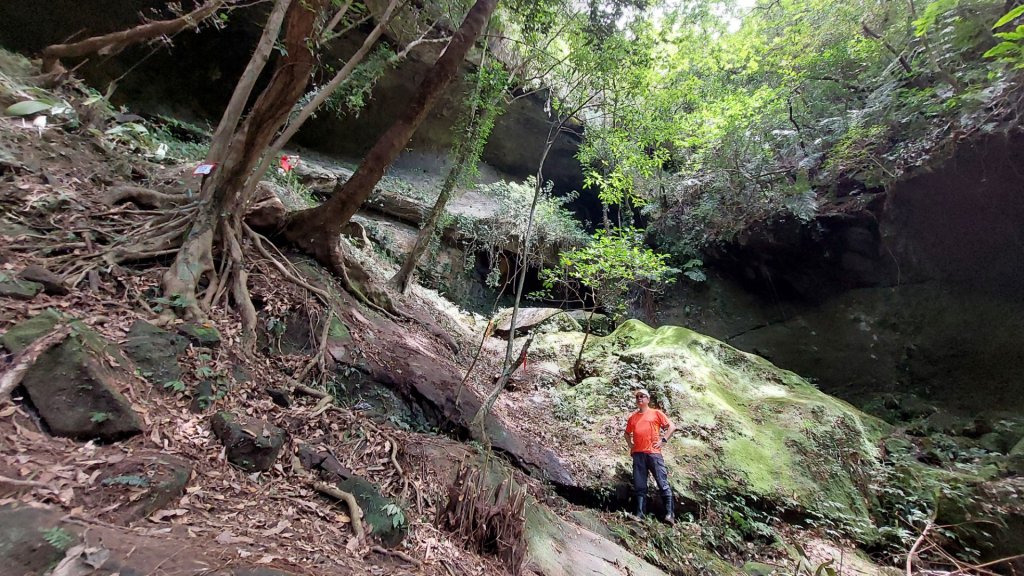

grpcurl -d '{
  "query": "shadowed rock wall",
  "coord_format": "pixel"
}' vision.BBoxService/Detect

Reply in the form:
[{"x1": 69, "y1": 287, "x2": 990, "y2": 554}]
[
  {"x1": 658, "y1": 131, "x2": 1024, "y2": 415},
  {"x1": 0, "y1": 1, "x2": 585, "y2": 193}
]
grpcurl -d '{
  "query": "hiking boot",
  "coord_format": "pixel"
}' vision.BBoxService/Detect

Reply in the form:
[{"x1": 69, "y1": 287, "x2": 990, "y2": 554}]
[
  {"x1": 634, "y1": 495, "x2": 646, "y2": 518},
  {"x1": 662, "y1": 489, "x2": 675, "y2": 525}
]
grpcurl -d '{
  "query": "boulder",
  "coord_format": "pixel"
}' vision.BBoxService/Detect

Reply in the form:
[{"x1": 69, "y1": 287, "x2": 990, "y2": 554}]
[
  {"x1": 0, "y1": 276, "x2": 42, "y2": 300},
  {"x1": 493, "y1": 308, "x2": 580, "y2": 338},
  {"x1": 18, "y1": 264, "x2": 68, "y2": 295},
  {"x1": 122, "y1": 320, "x2": 189, "y2": 389},
  {"x1": 337, "y1": 476, "x2": 405, "y2": 547},
  {"x1": 82, "y1": 452, "x2": 193, "y2": 525},
  {"x1": 405, "y1": 438, "x2": 672, "y2": 576},
  {"x1": 533, "y1": 320, "x2": 890, "y2": 537},
  {"x1": 0, "y1": 505, "x2": 76, "y2": 574},
  {"x1": 3, "y1": 312, "x2": 143, "y2": 442},
  {"x1": 565, "y1": 310, "x2": 614, "y2": 335},
  {"x1": 211, "y1": 412, "x2": 285, "y2": 472},
  {"x1": 298, "y1": 446, "x2": 406, "y2": 546}
]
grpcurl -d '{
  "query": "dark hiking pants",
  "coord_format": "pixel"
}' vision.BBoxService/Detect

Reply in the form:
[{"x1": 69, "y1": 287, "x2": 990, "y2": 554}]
[{"x1": 632, "y1": 452, "x2": 671, "y2": 502}]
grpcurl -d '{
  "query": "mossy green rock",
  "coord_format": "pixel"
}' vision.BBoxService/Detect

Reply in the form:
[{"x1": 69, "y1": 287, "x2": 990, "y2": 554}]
[
  {"x1": 537, "y1": 320, "x2": 889, "y2": 536},
  {"x1": 3, "y1": 312, "x2": 143, "y2": 441},
  {"x1": 566, "y1": 310, "x2": 614, "y2": 335},
  {"x1": 0, "y1": 278, "x2": 42, "y2": 300},
  {"x1": 0, "y1": 505, "x2": 77, "y2": 575},
  {"x1": 336, "y1": 476, "x2": 407, "y2": 547},
  {"x1": 1, "y1": 309, "x2": 60, "y2": 353},
  {"x1": 177, "y1": 322, "x2": 221, "y2": 347},
  {"x1": 122, "y1": 320, "x2": 188, "y2": 390}
]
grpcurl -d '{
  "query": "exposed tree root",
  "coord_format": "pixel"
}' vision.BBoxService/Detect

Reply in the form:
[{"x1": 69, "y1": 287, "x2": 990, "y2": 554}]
[
  {"x1": 223, "y1": 219, "x2": 258, "y2": 354},
  {"x1": 293, "y1": 383, "x2": 335, "y2": 416},
  {"x1": 370, "y1": 546, "x2": 421, "y2": 566},
  {"x1": 1, "y1": 325, "x2": 71, "y2": 401},
  {"x1": 291, "y1": 452, "x2": 365, "y2": 540},
  {"x1": 104, "y1": 185, "x2": 189, "y2": 209},
  {"x1": 293, "y1": 309, "x2": 335, "y2": 384},
  {"x1": 313, "y1": 481, "x2": 366, "y2": 540}
]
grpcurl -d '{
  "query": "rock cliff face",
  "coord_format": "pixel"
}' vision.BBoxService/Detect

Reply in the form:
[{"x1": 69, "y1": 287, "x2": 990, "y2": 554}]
[
  {"x1": 0, "y1": 1, "x2": 584, "y2": 192},
  {"x1": 658, "y1": 131, "x2": 1024, "y2": 415}
]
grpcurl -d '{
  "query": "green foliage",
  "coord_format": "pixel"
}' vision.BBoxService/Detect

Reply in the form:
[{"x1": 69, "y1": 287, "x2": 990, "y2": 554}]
[
  {"x1": 821, "y1": 123, "x2": 891, "y2": 183},
  {"x1": 695, "y1": 480, "x2": 782, "y2": 551},
  {"x1": 40, "y1": 526, "x2": 75, "y2": 551},
  {"x1": 89, "y1": 411, "x2": 110, "y2": 424},
  {"x1": 985, "y1": 5, "x2": 1024, "y2": 68},
  {"x1": 322, "y1": 45, "x2": 396, "y2": 117},
  {"x1": 100, "y1": 474, "x2": 150, "y2": 487},
  {"x1": 270, "y1": 167, "x2": 318, "y2": 208},
  {"x1": 164, "y1": 379, "x2": 186, "y2": 393},
  {"x1": 540, "y1": 227, "x2": 677, "y2": 319},
  {"x1": 192, "y1": 352, "x2": 230, "y2": 409},
  {"x1": 536, "y1": 0, "x2": 1014, "y2": 257},
  {"x1": 450, "y1": 60, "x2": 509, "y2": 186},
  {"x1": 456, "y1": 178, "x2": 587, "y2": 278},
  {"x1": 381, "y1": 503, "x2": 406, "y2": 529}
]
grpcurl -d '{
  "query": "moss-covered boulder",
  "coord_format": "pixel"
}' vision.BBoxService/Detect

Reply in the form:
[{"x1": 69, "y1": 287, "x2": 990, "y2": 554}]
[
  {"x1": 0, "y1": 276, "x2": 42, "y2": 300},
  {"x1": 493, "y1": 307, "x2": 581, "y2": 338},
  {"x1": 0, "y1": 505, "x2": 77, "y2": 575},
  {"x1": 535, "y1": 320, "x2": 889, "y2": 537},
  {"x1": 337, "y1": 476, "x2": 407, "y2": 546},
  {"x1": 122, "y1": 320, "x2": 189, "y2": 390},
  {"x1": 177, "y1": 321, "x2": 221, "y2": 347},
  {"x1": 2, "y1": 312, "x2": 143, "y2": 442},
  {"x1": 405, "y1": 437, "x2": 672, "y2": 576}
]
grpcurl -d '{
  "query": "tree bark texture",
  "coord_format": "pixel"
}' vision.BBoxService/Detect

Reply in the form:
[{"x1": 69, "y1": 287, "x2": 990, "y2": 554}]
[
  {"x1": 162, "y1": 0, "x2": 324, "y2": 315},
  {"x1": 241, "y1": 0, "x2": 401, "y2": 204},
  {"x1": 281, "y1": 0, "x2": 500, "y2": 264}
]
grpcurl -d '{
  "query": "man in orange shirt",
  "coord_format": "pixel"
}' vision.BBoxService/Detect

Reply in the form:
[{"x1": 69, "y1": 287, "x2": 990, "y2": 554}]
[{"x1": 624, "y1": 388, "x2": 677, "y2": 524}]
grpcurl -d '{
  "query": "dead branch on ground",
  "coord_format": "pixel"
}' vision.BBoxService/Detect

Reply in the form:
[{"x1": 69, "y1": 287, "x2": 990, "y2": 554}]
[{"x1": 1, "y1": 325, "x2": 72, "y2": 401}]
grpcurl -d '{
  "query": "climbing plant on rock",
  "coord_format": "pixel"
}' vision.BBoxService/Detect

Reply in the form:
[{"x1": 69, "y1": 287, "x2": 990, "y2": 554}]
[{"x1": 539, "y1": 226, "x2": 677, "y2": 378}]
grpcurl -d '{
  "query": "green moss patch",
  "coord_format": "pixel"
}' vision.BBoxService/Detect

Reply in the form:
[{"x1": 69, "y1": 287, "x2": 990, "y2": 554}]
[{"x1": 538, "y1": 320, "x2": 890, "y2": 539}]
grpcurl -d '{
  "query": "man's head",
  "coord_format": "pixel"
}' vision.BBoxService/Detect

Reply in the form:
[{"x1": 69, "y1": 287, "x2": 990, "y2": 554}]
[{"x1": 634, "y1": 389, "x2": 650, "y2": 411}]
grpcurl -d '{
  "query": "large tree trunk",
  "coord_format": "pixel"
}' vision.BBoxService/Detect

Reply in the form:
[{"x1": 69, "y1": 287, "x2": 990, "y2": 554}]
[
  {"x1": 280, "y1": 0, "x2": 500, "y2": 266},
  {"x1": 160, "y1": 0, "x2": 325, "y2": 349},
  {"x1": 240, "y1": 0, "x2": 401, "y2": 205}
]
